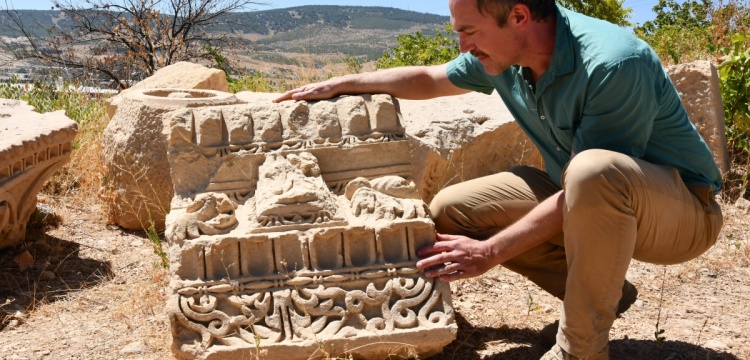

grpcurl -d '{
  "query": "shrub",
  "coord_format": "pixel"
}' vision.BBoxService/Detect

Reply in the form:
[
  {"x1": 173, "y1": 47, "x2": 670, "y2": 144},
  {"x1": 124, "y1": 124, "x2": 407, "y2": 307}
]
[{"x1": 376, "y1": 24, "x2": 459, "y2": 69}]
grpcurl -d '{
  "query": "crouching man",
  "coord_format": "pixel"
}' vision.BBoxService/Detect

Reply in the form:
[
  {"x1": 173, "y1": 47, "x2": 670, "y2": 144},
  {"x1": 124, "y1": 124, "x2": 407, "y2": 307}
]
[{"x1": 274, "y1": 0, "x2": 723, "y2": 358}]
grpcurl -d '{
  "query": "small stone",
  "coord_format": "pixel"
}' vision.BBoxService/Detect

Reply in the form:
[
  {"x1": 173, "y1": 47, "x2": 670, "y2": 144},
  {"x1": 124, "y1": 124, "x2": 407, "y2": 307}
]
[
  {"x1": 120, "y1": 341, "x2": 147, "y2": 356},
  {"x1": 34, "y1": 260, "x2": 51, "y2": 270},
  {"x1": 704, "y1": 339, "x2": 729, "y2": 351},
  {"x1": 735, "y1": 197, "x2": 750, "y2": 211},
  {"x1": 33, "y1": 240, "x2": 51, "y2": 252},
  {"x1": 13, "y1": 251, "x2": 34, "y2": 271},
  {"x1": 634, "y1": 300, "x2": 644, "y2": 308},
  {"x1": 6, "y1": 319, "x2": 20, "y2": 329}
]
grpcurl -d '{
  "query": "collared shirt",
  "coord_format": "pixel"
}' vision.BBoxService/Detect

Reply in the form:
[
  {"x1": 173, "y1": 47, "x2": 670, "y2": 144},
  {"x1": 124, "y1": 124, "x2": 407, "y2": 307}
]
[{"x1": 446, "y1": 5, "x2": 722, "y2": 194}]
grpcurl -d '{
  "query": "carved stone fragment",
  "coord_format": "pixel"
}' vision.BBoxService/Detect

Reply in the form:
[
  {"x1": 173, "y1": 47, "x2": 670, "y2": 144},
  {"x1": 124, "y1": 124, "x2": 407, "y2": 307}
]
[
  {"x1": 0, "y1": 99, "x2": 78, "y2": 249},
  {"x1": 101, "y1": 88, "x2": 241, "y2": 231},
  {"x1": 161, "y1": 90, "x2": 456, "y2": 359},
  {"x1": 667, "y1": 61, "x2": 730, "y2": 173}
]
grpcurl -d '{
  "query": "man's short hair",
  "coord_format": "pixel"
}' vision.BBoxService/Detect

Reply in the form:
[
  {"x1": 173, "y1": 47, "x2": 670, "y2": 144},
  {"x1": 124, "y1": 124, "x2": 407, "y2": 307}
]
[{"x1": 476, "y1": 0, "x2": 556, "y2": 26}]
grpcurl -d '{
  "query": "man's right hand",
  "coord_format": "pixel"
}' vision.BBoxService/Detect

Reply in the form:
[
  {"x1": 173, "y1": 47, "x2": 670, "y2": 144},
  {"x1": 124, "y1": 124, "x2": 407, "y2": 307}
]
[{"x1": 273, "y1": 78, "x2": 343, "y2": 103}]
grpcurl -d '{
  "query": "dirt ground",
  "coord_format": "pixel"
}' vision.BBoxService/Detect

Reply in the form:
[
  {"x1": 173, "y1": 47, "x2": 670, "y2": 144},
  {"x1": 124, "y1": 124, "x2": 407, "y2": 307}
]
[{"x1": 0, "y1": 192, "x2": 748, "y2": 360}]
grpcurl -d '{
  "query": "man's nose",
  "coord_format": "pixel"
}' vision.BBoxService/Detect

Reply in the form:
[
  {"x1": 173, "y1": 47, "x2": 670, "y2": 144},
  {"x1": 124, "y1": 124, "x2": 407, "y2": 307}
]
[{"x1": 458, "y1": 34, "x2": 473, "y2": 53}]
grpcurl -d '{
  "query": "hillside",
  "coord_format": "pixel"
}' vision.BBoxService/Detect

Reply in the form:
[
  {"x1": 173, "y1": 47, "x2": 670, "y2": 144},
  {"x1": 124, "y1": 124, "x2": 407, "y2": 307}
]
[{"x1": 0, "y1": 6, "x2": 451, "y2": 61}]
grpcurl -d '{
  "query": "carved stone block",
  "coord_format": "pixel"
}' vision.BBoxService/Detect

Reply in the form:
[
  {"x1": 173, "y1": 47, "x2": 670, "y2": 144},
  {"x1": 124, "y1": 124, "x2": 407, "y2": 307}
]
[
  {"x1": 0, "y1": 99, "x2": 78, "y2": 249},
  {"x1": 100, "y1": 89, "x2": 242, "y2": 231},
  {"x1": 159, "y1": 90, "x2": 457, "y2": 359}
]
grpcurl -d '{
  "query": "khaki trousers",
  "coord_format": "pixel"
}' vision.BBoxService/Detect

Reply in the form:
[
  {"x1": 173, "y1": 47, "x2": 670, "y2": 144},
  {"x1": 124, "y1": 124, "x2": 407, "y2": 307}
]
[{"x1": 429, "y1": 149, "x2": 723, "y2": 357}]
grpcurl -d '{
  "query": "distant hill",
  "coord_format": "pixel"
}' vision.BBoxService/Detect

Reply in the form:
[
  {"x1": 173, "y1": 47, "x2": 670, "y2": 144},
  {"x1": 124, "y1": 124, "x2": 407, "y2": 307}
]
[{"x1": 0, "y1": 6, "x2": 451, "y2": 61}]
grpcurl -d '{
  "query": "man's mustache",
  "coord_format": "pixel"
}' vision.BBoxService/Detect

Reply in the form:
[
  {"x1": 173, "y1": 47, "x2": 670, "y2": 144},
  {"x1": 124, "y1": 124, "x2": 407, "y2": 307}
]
[{"x1": 471, "y1": 50, "x2": 489, "y2": 58}]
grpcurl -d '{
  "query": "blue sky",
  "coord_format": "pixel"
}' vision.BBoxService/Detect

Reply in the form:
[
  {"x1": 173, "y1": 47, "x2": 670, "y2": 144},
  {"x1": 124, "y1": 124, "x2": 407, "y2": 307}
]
[{"x1": 5, "y1": 0, "x2": 661, "y2": 26}]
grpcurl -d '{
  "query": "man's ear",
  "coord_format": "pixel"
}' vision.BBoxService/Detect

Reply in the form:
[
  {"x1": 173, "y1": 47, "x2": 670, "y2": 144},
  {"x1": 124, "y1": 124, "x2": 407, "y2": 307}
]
[{"x1": 508, "y1": 3, "x2": 531, "y2": 29}]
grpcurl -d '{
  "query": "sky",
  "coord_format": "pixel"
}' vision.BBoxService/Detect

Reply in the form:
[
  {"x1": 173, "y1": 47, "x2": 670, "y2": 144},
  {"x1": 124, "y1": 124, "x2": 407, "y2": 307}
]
[{"x1": 6, "y1": 0, "x2": 661, "y2": 26}]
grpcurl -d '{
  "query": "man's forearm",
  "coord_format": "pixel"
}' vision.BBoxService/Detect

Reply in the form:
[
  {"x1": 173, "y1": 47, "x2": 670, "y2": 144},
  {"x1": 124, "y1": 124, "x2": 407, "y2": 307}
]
[
  {"x1": 485, "y1": 190, "x2": 565, "y2": 265},
  {"x1": 332, "y1": 66, "x2": 464, "y2": 99},
  {"x1": 274, "y1": 64, "x2": 469, "y2": 102}
]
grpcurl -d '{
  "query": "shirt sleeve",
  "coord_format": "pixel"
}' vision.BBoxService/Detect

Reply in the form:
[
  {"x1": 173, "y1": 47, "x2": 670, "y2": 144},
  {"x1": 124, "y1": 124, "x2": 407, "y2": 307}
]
[
  {"x1": 445, "y1": 53, "x2": 495, "y2": 95},
  {"x1": 572, "y1": 57, "x2": 660, "y2": 157}
]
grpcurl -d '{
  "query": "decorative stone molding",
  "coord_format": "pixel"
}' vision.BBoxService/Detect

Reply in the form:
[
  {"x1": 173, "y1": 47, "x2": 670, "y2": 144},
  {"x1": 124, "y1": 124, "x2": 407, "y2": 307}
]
[
  {"x1": 0, "y1": 99, "x2": 78, "y2": 249},
  {"x1": 160, "y1": 90, "x2": 457, "y2": 359}
]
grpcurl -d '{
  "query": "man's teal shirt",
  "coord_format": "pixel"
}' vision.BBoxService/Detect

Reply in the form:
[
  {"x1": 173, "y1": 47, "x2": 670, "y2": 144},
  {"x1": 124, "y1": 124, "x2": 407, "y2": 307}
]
[{"x1": 446, "y1": 5, "x2": 722, "y2": 194}]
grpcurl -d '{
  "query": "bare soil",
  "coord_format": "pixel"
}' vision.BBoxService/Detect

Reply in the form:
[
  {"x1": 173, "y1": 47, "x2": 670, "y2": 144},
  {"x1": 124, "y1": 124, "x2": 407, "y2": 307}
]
[{"x1": 0, "y1": 193, "x2": 749, "y2": 360}]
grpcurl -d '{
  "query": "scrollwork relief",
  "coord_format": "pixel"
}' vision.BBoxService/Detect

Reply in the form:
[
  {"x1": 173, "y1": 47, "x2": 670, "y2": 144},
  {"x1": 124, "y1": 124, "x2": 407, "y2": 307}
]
[{"x1": 172, "y1": 275, "x2": 453, "y2": 349}]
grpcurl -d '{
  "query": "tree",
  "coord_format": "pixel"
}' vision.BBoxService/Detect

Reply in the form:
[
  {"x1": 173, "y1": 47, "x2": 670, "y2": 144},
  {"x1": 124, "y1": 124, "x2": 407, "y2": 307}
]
[
  {"x1": 558, "y1": 0, "x2": 632, "y2": 26},
  {"x1": 2, "y1": 0, "x2": 263, "y2": 89},
  {"x1": 376, "y1": 24, "x2": 459, "y2": 69}
]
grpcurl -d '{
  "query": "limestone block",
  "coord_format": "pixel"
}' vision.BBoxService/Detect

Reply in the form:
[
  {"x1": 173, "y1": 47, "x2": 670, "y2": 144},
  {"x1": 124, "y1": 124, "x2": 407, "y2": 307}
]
[
  {"x1": 107, "y1": 62, "x2": 229, "y2": 119},
  {"x1": 0, "y1": 99, "x2": 78, "y2": 249},
  {"x1": 162, "y1": 90, "x2": 456, "y2": 360},
  {"x1": 668, "y1": 61, "x2": 730, "y2": 174},
  {"x1": 101, "y1": 89, "x2": 241, "y2": 231},
  {"x1": 398, "y1": 92, "x2": 542, "y2": 202}
]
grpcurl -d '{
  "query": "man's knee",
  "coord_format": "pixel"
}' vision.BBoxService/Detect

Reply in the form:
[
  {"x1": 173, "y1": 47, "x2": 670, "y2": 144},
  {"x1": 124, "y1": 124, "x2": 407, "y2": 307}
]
[
  {"x1": 429, "y1": 185, "x2": 471, "y2": 235},
  {"x1": 562, "y1": 149, "x2": 636, "y2": 195}
]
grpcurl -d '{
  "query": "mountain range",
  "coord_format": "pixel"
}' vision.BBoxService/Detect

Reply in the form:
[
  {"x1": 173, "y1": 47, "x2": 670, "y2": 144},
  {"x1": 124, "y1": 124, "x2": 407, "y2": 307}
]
[{"x1": 0, "y1": 6, "x2": 451, "y2": 62}]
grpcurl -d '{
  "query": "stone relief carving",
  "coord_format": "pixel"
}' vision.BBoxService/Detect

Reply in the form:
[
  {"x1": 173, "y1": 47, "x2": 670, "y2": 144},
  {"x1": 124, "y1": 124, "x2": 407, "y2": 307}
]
[
  {"x1": 0, "y1": 100, "x2": 78, "y2": 249},
  {"x1": 158, "y1": 89, "x2": 456, "y2": 360},
  {"x1": 172, "y1": 273, "x2": 453, "y2": 349},
  {"x1": 166, "y1": 193, "x2": 238, "y2": 243},
  {"x1": 346, "y1": 176, "x2": 428, "y2": 221},
  {"x1": 254, "y1": 152, "x2": 342, "y2": 229}
]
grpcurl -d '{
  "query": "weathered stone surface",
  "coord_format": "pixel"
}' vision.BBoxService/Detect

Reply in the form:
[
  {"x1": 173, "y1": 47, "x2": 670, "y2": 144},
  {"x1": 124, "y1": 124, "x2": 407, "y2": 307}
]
[
  {"x1": 398, "y1": 92, "x2": 543, "y2": 202},
  {"x1": 161, "y1": 90, "x2": 456, "y2": 360},
  {"x1": 0, "y1": 99, "x2": 78, "y2": 249},
  {"x1": 101, "y1": 89, "x2": 241, "y2": 231},
  {"x1": 668, "y1": 60, "x2": 730, "y2": 174},
  {"x1": 107, "y1": 62, "x2": 229, "y2": 119}
]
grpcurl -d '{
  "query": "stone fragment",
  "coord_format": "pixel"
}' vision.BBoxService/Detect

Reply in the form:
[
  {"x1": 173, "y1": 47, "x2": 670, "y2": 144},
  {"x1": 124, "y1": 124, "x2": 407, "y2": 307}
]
[
  {"x1": 0, "y1": 99, "x2": 77, "y2": 249},
  {"x1": 162, "y1": 92, "x2": 456, "y2": 359},
  {"x1": 120, "y1": 341, "x2": 148, "y2": 356},
  {"x1": 107, "y1": 62, "x2": 228, "y2": 119},
  {"x1": 704, "y1": 339, "x2": 730, "y2": 351},
  {"x1": 100, "y1": 89, "x2": 240, "y2": 231},
  {"x1": 398, "y1": 92, "x2": 542, "y2": 202},
  {"x1": 735, "y1": 197, "x2": 750, "y2": 211},
  {"x1": 667, "y1": 61, "x2": 730, "y2": 174},
  {"x1": 12, "y1": 250, "x2": 34, "y2": 271}
]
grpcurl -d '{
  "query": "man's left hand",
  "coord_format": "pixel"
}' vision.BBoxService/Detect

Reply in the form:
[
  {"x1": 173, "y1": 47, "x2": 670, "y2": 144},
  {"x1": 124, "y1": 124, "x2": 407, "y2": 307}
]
[{"x1": 416, "y1": 233, "x2": 496, "y2": 282}]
